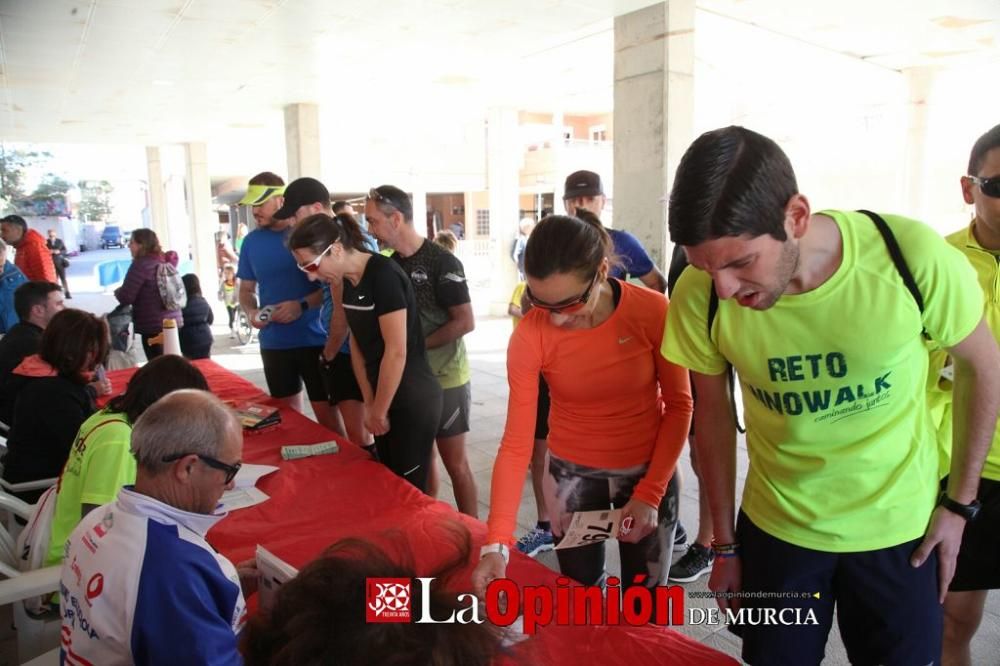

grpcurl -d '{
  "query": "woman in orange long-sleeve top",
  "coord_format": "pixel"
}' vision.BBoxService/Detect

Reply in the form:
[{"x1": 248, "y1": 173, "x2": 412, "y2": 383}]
[{"x1": 472, "y1": 215, "x2": 693, "y2": 598}]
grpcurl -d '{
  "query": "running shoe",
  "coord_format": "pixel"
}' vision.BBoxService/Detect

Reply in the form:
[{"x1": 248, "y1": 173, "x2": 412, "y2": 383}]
[
  {"x1": 515, "y1": 527, "x2": 555, "y2": 557},
  {"x1": 673, "y1": 523, "x2": 688, "y2": 552},
  {"x1": 668, "y1": 543, "x2": 714, "y2": 583}
]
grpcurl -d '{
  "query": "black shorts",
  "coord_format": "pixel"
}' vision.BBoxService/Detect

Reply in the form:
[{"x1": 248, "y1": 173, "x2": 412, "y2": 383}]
[
  {"x1": 321, "y1": 352, "x2": 363, "y2": 405},
  {"x1": 260, "y1": 346, "x2": 326, "y2": 401},
  {"x1": 374, "y1": 382, "x2": 443, "y2": 493},
  {"x1": 735, "y1": 511, "x2": 941, "y2": 666},
  {"x1": 946, "y1": 476, "x2": 1000, "y2": 592},
  {"x1": 535, "y1": 376, "x2": 551, "y2": 440},
  {"x1": 438, "y1": 383, "x2": 471, "y2": 438}
]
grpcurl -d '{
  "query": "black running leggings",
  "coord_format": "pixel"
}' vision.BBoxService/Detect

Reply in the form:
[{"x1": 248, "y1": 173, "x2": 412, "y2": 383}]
[
  {"x1": 372, "y1": 387, "x2": 442, "y2": 493},
  {"x1": 549, "y1": 454, "x2": 678, "y2": 589}
]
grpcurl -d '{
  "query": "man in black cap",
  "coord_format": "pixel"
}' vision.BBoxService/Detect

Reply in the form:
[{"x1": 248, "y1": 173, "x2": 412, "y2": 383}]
[{"x1": 563, "y1": 170, "x2": 667, "y2": 292}]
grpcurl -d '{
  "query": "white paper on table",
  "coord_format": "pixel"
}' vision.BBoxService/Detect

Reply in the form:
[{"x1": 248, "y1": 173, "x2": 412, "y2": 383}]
[
  {"x1": 256, "y1": 545, "x2": 299, "y2": 612},
  {"x1": 554, "y1": 509, "x2": 623, "y2": 550},
  {"x1": 217, "y1": 486, "x2": 270, "y2": 513},
  {"x1": 233, "y1": 463, "x2": 279, "y2": 489},
  {"x1": 498, "y1": 615, "x2": 531, "y2": 647},
  {"x1": 940, "y1": 365, "x2": 954, "y2": 382}
]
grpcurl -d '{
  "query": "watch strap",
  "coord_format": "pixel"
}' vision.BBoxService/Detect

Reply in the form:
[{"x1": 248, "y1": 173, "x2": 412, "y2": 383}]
[
  {"x1": 479, "y1": 543, "x2": 510, "y2": 564},
  {"x1": 938, "y1": 492, "x2": 981, "y2": 521}
]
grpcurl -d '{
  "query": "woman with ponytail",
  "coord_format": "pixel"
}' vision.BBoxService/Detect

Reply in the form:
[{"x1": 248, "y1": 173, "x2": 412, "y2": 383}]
[{"x1": 288, "y1": 214, "x2": 442, "y2": 492}]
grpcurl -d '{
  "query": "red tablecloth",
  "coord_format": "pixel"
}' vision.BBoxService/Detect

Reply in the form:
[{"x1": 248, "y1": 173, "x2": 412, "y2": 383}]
[{"x1": 106, "y1": 360, "x2": 736, "y2": 665}]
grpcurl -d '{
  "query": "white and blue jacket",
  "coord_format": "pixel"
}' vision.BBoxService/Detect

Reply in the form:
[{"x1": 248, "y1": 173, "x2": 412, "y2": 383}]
[{"x1": 60, "y1": 487, "x2": 246, "y2": 665}]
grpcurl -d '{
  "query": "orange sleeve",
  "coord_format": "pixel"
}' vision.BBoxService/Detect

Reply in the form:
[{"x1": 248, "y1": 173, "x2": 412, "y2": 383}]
[
  {"x1": 485, "y1": 314, "x2": 544, "y2": 545},
  {"x1": 38, "y1": 245, "x2": 56, "y2": 282},
  {"x1": 631, "y1": 300, "x2": 693, "y2": 509}
]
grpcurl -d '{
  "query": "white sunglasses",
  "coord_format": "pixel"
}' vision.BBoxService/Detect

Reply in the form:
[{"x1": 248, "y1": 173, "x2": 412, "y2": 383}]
[{"x1": 296, "y1": 244, "x2": 334, "y2": 273}]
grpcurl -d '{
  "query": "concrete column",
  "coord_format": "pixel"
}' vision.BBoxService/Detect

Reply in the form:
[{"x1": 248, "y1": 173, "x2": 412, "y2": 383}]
[
  {"x1": 487, "y1": 107, "x2": 522, "y2": 315},
  {"x1": 284, "y1": 103, "x2": 321, "y2": 181},
  {"x1": 145, "y1": 146, "x2": 169, "y2": 242},
  {"x1": 613, "y1": 0, "x2": 695, "y2": 268},
  {"x1": 901, "y1": 67, "x2": 933, "y2": 218},
  {"x1": 411, "y1": 188, "x2": 428, "y2": 238},
  {"x1": 183, "y1": 142, "x2": 218, "y2": 290}
]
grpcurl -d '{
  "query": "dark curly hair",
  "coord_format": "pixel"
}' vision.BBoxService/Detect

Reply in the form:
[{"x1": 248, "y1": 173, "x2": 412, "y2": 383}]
[
  {"x1": 106, "y1": 355, "x2": 208, "y2": 424},
  {"x1": 241, "y1": 524, "x2": 502, "y2": 666},
  {"x1": 668, "y1": 125, "x2": 799, "y2": 246},
  {"x1": 39, "y1": 309, "x2": 109, "y2": 384}
]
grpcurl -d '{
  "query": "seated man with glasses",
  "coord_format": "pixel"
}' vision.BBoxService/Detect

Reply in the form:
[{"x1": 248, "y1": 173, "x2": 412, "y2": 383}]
[{"x1": 60, "y1": 390, "x2": 253, "y2": 665}]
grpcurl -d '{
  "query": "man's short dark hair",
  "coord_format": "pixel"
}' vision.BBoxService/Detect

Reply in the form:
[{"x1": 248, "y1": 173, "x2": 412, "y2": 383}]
[
  {"x1": 0, "y1": 214, "x2": 27, "y2": 230},
  {"x1": 14, "y1": 281, "x2": 61, "y2": 322},
  {"x1": 248, "y1": 171, "x2": 285, "y2": 187},
  {"x1": 668, "y1": 126, "x2": 798, "y2": 246},
  {"x1": 969, "y1": 124, "x2": 1000, "y2": 176},
  {"x1": 369, "y1": 185, "x2": 413, "y2": 222},
  {"x1": 331, "y1": 201, "x2": 350, "y2": 214}
]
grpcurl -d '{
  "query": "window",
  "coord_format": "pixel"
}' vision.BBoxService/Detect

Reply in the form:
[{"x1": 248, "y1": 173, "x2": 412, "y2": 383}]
[{"x1": 475, "y1": 209, "x2": 490, "y2": 236}]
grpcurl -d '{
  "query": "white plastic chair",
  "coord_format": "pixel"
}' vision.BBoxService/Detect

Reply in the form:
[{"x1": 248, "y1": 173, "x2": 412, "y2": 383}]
[
  {"x1": 0, "y1": 477, "x2": 58, "y2": 495},
  {"x1": 0, "y1": 489, "x2": 62, "y2": 663},
  {"x1": 0, "y1": 473, "x2": 57, "y2": 538}
]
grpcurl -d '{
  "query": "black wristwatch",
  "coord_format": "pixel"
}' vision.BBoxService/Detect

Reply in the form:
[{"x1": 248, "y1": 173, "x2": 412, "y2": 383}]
[
  {"x1": 937, "y1": 492, "x2": 981, "y2": 521},
  {"x1": 299, "y1": 299, "x2": 309, "y2": 312}
]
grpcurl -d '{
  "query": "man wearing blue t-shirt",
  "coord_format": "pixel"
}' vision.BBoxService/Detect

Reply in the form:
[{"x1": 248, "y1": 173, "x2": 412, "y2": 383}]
[
  {"x1": 236, "y1": 172, "x2": 337, "y2": 432},
  {"x1": 562, "y1": 170, "x2": 667, "y2": 293}
]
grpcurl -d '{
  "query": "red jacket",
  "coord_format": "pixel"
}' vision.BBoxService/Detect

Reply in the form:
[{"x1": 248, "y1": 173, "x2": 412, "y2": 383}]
[{"x1": 14, "y1": 229, "x2": 56, "y2": 283}]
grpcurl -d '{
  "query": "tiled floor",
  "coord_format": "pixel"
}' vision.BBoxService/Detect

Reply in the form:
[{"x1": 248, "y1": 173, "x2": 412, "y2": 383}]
[{"x1": 4, "y1": 263, "x2": 996, "y2": 664}]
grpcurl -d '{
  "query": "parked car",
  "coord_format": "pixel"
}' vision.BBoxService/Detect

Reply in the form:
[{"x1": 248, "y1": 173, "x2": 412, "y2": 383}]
[{"x1": 101, "y1": 225, "x2": 124, "y2": 249}]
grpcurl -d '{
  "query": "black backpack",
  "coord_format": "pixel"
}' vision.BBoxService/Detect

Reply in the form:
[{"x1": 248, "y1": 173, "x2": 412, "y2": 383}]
[
  {"x1": 667, "y1": 210, "x2": 926, "y2": 433},
  {"x1": 106, "y1": 304, "x2": 134, "y2": 353}
]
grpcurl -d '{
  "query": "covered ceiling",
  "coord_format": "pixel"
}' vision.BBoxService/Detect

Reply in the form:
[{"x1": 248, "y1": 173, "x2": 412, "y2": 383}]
[{"x1": 1, "y1": 0, "x2": 998, "y2": 145}]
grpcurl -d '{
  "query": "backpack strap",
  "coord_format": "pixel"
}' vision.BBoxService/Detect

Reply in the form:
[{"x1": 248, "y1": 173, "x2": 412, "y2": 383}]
[
  {"x1": 707, "y1": 288, "x2": 719, "y2": 340},
  {"x1": 707, "y1": 283, "x2": 745, "y2": 434},
  {"x1": 856, "y1": 210, "x2": 928, "y2": 339}
]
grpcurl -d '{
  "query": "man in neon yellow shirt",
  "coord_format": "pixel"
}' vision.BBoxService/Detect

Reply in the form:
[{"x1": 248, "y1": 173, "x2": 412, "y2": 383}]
[
  {"x1": 661, "y1": 126, "x2": 1000, "y2": 665},
  {"x1": 47, "y1": 356, "x2": 208, "y2": 566},
  {"x1": 940, "y1": 124, "x2": 1000, "y2": 666}
]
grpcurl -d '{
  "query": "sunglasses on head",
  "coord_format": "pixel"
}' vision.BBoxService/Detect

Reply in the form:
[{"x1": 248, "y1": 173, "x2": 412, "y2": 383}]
[
  {"x1": 162, "y1": 452, "x2": 242, "y2": 484},
  {"x1": 968, "y1": 175, "x2": 1000, "y2": 199},
  {"x1": 368, "y1": 187, "x2": 411, "y2": 214},
  {"x1": 296, "y1": 243, "x2": 334, "y2": 273},
  {"x1": 525, "y1": 272, "x2": 600, "y2": 315}
]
